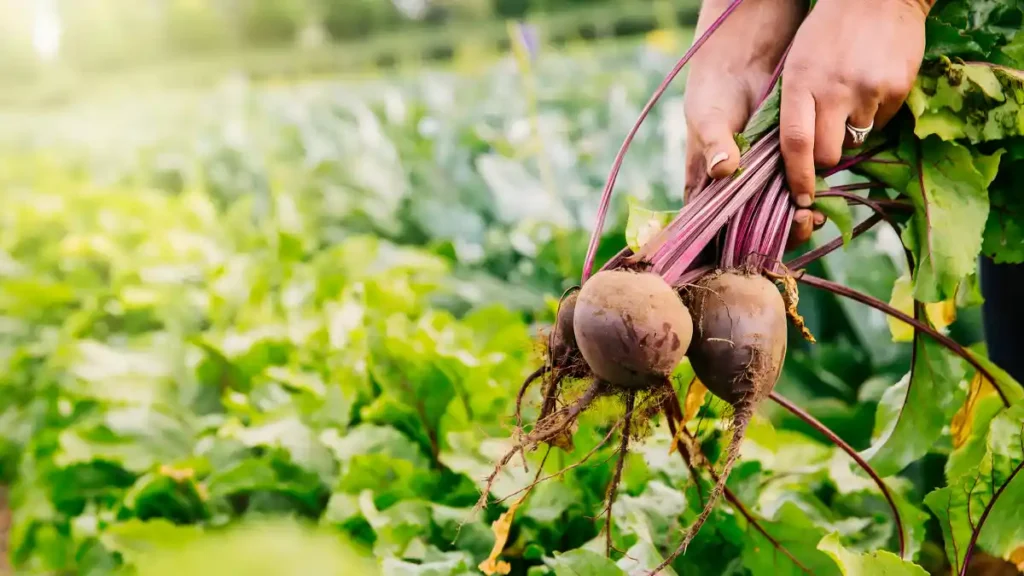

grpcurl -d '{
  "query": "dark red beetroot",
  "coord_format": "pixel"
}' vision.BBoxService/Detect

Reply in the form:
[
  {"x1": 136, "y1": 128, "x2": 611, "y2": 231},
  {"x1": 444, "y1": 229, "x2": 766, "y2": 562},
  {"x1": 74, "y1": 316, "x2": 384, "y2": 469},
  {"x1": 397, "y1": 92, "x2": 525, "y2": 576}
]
[
  {"x1": 687, "y1": 270, "x2": 788, "y2": 406},
  {"x1": 549, "y1": 289, "x2": 579, "y2": 369},
  {"x1": 678, "y1": 270, "x2": 788, "y2": 551},
  {"x1": 573, "y1": 270, "x2": 693, "y2": 389}
]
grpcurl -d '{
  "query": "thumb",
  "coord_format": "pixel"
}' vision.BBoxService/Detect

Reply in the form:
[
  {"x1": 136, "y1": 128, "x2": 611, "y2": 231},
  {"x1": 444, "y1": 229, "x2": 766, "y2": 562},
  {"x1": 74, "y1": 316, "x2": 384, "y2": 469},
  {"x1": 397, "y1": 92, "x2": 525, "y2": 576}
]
[
  {"x1": 685, "y1": 85, "x2": 749, "y2": 181},
  {"x1": 696, "y1": 118, "x2": 743, "y2": 180}
]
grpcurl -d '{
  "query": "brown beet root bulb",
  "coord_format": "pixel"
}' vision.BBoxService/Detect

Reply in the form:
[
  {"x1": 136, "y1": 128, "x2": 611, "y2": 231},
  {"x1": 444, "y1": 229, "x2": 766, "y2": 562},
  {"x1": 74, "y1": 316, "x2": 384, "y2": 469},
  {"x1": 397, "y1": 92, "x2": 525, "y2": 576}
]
[
  {"x1": 675, "y1": 269, "x2": 788, "y2": 552},
  {"x1": 549, "y1": 289, "x2": 579, "y2": 369},
  {"x1": 686, "y1": 270, "x2": 788, "y2": 407},
  {"x1": 573, "y1": 270, "x2": 693, "y2": 390}
]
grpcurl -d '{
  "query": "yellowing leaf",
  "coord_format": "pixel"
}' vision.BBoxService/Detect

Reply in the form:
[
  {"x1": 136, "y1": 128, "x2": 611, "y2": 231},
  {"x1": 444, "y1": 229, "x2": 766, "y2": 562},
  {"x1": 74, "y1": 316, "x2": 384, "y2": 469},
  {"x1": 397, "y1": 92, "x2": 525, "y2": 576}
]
[
  {"x1": 683, "y1": 378, "x2": 708, "y2": 425},
  {"x1": 1010, "y1": 546, "x2": 1024, "y2": 571},
  {"x1": 887, "y1": 275, "x2": 916, "y2": 342},
  {"x1": 624, "y1": 198, "x2": 676, "y2": 253},
  {"x1": 927, "y1": 299, "x2": 957, "y2": 328},
  {"x1": 669, "y1": 378, "x2": 708, "y2": 457},
  {"x1": 887, "y1": 274, "x2": 957, "y2": 342},
  {"x1": 159, "y1": 465, "x2": 196, "y2": 483},
  {"x1": 480, "y1": 491, "x2": 530, "y2": 575},
  {"x1": 950, "y1": 372, "x2": 996, "y2": 449}
]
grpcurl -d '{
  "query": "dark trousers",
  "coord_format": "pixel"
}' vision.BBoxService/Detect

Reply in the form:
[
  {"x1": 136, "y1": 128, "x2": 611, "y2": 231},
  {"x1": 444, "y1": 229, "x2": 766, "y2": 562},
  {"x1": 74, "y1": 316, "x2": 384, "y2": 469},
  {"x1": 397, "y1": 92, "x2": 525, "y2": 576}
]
[{"x1": 980, "y1": 258, "x2": 1024, "y2": 383}]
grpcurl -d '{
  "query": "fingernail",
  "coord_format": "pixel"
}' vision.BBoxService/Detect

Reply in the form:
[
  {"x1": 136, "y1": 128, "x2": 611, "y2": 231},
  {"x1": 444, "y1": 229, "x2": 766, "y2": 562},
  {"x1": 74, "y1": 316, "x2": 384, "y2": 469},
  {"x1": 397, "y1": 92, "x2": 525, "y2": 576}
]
[
  {"x1": 796, "y1": 194, "x2": 813, "y2": 208},
  {"x1": 795, "y1": 211, "x2": 811, "y2": 223},
  {"x1": 706, "y1": 152, "x2": 728, "y2": 175},
  {"x1": 813, "y1": 212, "x2": 826, "y2": 227}
]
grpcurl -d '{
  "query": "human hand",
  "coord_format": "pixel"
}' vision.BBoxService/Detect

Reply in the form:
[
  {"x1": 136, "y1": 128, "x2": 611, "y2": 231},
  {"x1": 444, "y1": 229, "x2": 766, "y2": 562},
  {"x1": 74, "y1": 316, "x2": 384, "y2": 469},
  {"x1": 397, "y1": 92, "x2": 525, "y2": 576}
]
[
  {"x1": 779, "y1": 0, "x2": 931, "y2": 246},
  {"x1": 683, "y1": 0, "x2": 814, "y2": 245}
]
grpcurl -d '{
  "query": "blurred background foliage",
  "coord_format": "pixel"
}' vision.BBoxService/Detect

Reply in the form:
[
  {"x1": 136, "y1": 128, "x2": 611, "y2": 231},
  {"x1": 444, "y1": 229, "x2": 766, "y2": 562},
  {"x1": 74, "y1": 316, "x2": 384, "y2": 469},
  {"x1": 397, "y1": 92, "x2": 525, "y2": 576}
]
[{"x1": 0, "y1": 0, "x2": 700, "y2": 106}]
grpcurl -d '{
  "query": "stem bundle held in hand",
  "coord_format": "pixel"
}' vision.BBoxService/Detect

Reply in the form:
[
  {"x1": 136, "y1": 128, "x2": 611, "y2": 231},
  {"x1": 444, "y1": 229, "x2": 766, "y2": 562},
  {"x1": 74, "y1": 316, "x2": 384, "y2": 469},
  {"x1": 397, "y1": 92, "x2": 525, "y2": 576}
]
[{"x1": 478, "y1": 0, "x2": 1024, "y2": 573}]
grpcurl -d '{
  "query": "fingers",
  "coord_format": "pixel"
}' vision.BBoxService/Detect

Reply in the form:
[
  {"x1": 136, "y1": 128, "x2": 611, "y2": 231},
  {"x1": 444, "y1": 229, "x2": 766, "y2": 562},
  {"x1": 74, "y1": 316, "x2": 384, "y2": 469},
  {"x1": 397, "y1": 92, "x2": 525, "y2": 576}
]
[
  {"x1": 814, "y1": 101, "x2": 849, "y2": 168},
  {"x1": 683, "y1": 80, "x2": 749, "y2": 196},
  {"x1": 684, "y1": 134, "x2": 710, "y2": 200},
  {"x1": 780, "y1": 85, "x2": 817, "y2": 209},
  {"x1": 872, "y1": 97, "x2": 903, "y2": 133},
  {"x1": 787, "y1": 210, "x2": 815, "y2": 251},
  {"x1": 688, "y1": 101, "x2": 745, "y2": 180},
  {"x1": 786, "y1": 209, "x2": 827, "y2": 251}
]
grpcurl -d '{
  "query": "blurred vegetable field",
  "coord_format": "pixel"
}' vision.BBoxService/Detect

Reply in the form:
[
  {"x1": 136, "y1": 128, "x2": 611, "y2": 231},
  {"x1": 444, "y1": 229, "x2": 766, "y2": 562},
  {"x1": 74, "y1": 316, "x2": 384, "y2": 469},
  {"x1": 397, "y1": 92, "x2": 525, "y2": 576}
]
[{"x1": 0, "y1": 23, "x2": 1021, "y2": 576}]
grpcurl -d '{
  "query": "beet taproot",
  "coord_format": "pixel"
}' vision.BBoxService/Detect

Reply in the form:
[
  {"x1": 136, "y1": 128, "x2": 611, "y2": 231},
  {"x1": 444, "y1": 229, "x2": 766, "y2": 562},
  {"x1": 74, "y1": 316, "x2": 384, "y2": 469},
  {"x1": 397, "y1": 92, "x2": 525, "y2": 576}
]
[
  {"x1": 573, "y1": 270, "x2": 693, "y2": 389},
  {"x1": 675, "y1": 270, "x2": 788, "y2": 553}
]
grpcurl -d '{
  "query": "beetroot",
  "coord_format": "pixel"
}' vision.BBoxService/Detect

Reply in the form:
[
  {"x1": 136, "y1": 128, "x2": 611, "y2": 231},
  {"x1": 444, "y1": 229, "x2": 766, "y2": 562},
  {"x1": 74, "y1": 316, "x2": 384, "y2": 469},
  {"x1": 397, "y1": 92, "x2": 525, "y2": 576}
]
[
  {"x1": 572, "y1": 270, "x2": 693, "y2": 389},
  {"x1": 687, "y1": 270, "x2": 788, "y2": 406},
  {"x1": 675, "y1": 269, "x2": 788, "y2": 552},
  {"x1": 548, "y1": 289, "x2": 579, "y2": 369}
]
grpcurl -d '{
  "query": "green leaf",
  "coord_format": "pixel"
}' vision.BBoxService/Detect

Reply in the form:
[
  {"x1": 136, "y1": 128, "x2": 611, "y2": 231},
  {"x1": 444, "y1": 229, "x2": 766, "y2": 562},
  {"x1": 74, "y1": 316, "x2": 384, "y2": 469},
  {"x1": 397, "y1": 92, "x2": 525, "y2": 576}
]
[
  {"x1": 357, "y1": 491, "x2": 433, "y2": 559},
  {"x1": 616, "y1": 539, "x2": 678, "y2": 576},
  {"x1": 925, "y1": 0, "x2": 1023, "y2": 61},
  {"x1": 740, "y1": 501, "x2": 841, "y2": 576},
  {"x1": 828, "y1": 451, "x2": 930, "y2": 559},
  {"x1": 323, "y1": 425, "x2": 437, "y2": 502},
  {"x1": 125, "y1": 519, "x2": 379, "y2": 576},
  {"x1": 817, "y1": 532, "x2": 929, "y2": 575},
  {"x1": 549, "y1": 549, "x2": 626, "y2": 576},
  {"x1": 963, "y1": 344, "x2": 1024, "y2": 407},
  {"x1": 739, "y1": 79, "x2": 782, "y2": 152},
  {"x1": 616, "y1": 480, "x2": 687, "y2": 544},
  {"x1": 228, "y1": 416, "x2": 337, "y2": 483},
  {"x1": 624, "y1": 198, "x2": 676, "y2": 252},
  {"x1": 908, "y1": 60, "x2": 1024, "y2": 144},
  {"x1": 204, "y1": 454, "x2": 328, "y2": 515},
  {"x1": 381, "y1": 548, "x2": 476, "y2": 576},
  {"x1": 99, "y1": 519, "x2": 204, "y2": 567},
  {"x1": 122, "y1": 471, "x2": 209, "y2": 524},
  {"x1": 983, "y1": 146, "x2": 1024, "y2": 264},
  {"x1": 814, "y1": 197, "x2": 854, "y2": 246},
  {"x1": 865, "y1": 137, "x2": 1002, "y2": 302},
  {"x1": 53, "y1": 407, "x2": 195, "y2": 473},
  {"x1": 1003, "y1": 31, "x2": 1024, "y2": 66},
  {"x1": 861, "y1": 315, "x2": 966, "y2": 476},
  {"x1": 925, "y1": 403, "x2": 1024, "y2": 573}
]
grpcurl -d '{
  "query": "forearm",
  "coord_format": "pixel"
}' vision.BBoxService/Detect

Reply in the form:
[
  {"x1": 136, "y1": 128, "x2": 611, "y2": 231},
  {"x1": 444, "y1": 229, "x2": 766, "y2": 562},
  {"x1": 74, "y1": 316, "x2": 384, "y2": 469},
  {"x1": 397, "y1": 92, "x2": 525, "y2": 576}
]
[{"x1": 692, "y1": 0, "x2": 804, "y2": 73}]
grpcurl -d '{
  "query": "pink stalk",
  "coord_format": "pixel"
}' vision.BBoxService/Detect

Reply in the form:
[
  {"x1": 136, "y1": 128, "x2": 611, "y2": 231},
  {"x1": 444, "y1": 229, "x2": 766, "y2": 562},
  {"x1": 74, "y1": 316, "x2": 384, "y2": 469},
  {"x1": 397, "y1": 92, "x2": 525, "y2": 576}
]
[
  {"x1": 821, "y1": 142, "x2": 892, "y2": 178},
  {"x1": 658, "y1": 155, "x2": 780, "y2": 282},
  {"x1": 760, "y1": 185, "x2": 792, "y2": 271},
  {"x1": 722, "y1": 213, "x2": 743, "y2": 269},
  {"x1": 645, "y1": 132, "x2": 781, "y2": 266},
  {"x1": 826, "y1": 182, "x2": 885, "y2": 192},
  {"x1": 580, "y1": 0, "x2": 750, "y2": 284},
  {"x1": 742, "y1": 177, "x2": 784, "y2": 264},
  {"x1": 674, "y1": 265, "x2": 715, "y2": 288},
  {"x1": 771, "y1": 391, "x2": 907, "y2": 558},
  {"x1": 724, "y1": 180, "x2": 770, "y2": 269},
  {"x1": 769, "y1": 205, "x2": 796, "y2": 271},
  {"x1": 797, "y1": 273, "x2": 1011, "y2": 407},
  {"x1": 735, "y1": 183, "x2": 772, "y2": 259},
  {"x1": 784, "y1": 214, "x2": 883, "y2": 270}
]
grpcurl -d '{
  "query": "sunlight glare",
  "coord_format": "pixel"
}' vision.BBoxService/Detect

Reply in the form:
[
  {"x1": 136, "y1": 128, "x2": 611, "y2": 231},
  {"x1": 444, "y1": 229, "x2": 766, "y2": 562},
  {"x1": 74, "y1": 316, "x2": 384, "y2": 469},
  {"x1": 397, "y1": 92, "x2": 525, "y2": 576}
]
[{"x1": 32, "y1": 0, "x2": 61, "y2": 61}]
